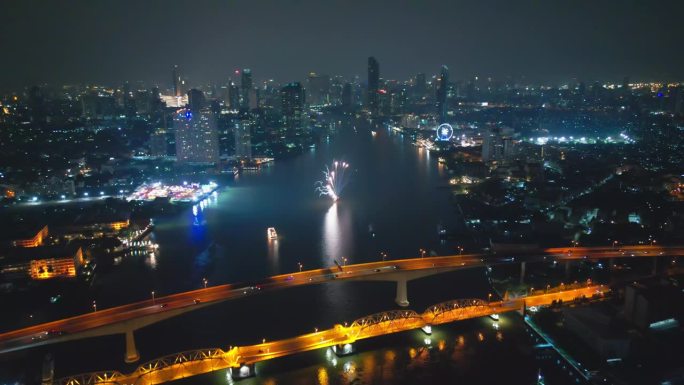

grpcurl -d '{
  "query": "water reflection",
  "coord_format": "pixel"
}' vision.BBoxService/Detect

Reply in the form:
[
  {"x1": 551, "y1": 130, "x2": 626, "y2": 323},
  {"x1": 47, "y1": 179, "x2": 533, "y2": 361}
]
[
  {"x1": 322, "y1": 202, "x2": 353, "y2": 265},
  {"x1": 267, "y1": 238, "x2": 280, "y2": 271}
]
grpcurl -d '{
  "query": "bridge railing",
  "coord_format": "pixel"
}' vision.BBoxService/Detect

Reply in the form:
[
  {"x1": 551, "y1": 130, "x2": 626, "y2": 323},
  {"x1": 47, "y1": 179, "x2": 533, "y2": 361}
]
[{"x1": 57, "y1": 371, "x2": 124, "y2": 385}]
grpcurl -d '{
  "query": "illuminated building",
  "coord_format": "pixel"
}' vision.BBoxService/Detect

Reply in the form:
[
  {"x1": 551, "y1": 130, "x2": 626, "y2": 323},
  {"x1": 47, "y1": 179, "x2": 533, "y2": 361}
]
[
  {"x1": 149, "y1": 129, "x2": 168, "y2": 157},
  {"x1": 367, "y1": 57, "x2": 380, "y2": 115},
  {"x1": 482, "y1": 127, "x2": 515, "y2": 162},
  {"x1": 127, "y1": 182, "x2": 217, "y2": 202},
  {"x1": 228, "y1": 82, "x2": 240, "y2": 109},
  {"x1": 174, "y1": 108, "x2": 220, "y2": 164},
  {"x1": 172, "y1": 65, "x2": 184, "y2": 97},
  {"x1": 160, "y1": 94, "x2": 188, "y2": 108},
  {"x1": 234, "y1": 120, "x2": 252, "y2": 159},
  {"x1": 280, "y1": 82, "x2": 305, "y2": 137},
  {"x1": 306, "y1": 73, "x2": 331, "y2": 106},
  {"x1": 6, "y1": 225, "x2": 49, "y2": 248},
  {"x1": 0, "y1": 246, "x2": 84, "y2": 281},
  {"x1": 241, "y1": 69, "x2": 253, "y2": 110},
  {"x1": 436, "y1": 65, "x2": 449, "y2": 123}
]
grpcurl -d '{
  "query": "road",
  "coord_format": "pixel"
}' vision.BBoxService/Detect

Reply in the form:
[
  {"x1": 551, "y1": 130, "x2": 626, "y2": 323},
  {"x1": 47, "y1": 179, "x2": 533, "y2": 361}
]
[
  {"x1": 1, "y1": 244, "x2": 682, "y2": 354},
  {"x1": 56, "y1": 284, "x2": 607, "y2": 385}
]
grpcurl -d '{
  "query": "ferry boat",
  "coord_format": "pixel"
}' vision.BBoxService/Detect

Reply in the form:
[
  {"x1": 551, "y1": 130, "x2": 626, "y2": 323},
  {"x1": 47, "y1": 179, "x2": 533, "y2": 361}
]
[{"x1": 267, "y1": 227, "x2": 278, "y2": 240}]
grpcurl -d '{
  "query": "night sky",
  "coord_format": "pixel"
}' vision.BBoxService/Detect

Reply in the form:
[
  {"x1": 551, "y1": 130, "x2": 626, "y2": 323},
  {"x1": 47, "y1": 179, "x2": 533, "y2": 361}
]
[{"x1": 2, "y1": 0, "x2": 683, "y2": 89}]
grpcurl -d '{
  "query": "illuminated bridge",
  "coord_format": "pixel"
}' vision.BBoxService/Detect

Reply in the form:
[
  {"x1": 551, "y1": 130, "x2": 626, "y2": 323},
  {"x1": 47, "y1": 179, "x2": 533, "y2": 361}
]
[
  {"x1": 56, "y1": 284, "x2": 607, "y2": 385},
  {"x1": 0, "y1": 244, "x2": 680, "y2": 362}
]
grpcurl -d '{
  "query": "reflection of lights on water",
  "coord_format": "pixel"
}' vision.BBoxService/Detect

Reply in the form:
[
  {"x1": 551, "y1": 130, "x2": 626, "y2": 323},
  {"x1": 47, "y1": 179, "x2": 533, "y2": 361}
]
[
  {"x1": 408, "y1": 348, "x2": 417, "y2": 359},
  {"x1": 331, "y1": 358, "x2": 337, "y2": 367},
  {"x1": 317, "y1": 367, "x2": 329, "y2": 385},
  {"x1": 496, "y1": 331, "x2": 503, "y2": 341},
  {"x1": 478, "y1": 332, "x2": 484, "y2": 342},
  {"x1": 438, "y1": 340, "x2": 446, "y2": 351},
  {"x1": 492, "y1": 322, "x2": 499, "y2": 330},
  {"x1": 423, "y1": 337, "x2": 432, "y2": 345},
  {"x1": 146, "y1": 252, "x2": 157, "y2": 270},
  {"x1": 225, "y1": 370, "x2": 234, "y2": 385},
  {"x1": 457, "y1": 335, "x2": 465, "y2": 348},
  {"x1": 192, "y1": 205, "x2": 198, "y2": 216}
]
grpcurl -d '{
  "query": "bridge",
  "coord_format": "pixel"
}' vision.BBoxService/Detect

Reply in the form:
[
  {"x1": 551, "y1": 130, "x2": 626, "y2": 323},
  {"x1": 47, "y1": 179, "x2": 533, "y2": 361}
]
[
  {"x1": 0, "y1": 244, "x2": 680, "y2": 362},
  {"x1": 56, "y1": 283, "x2": 607, "y2": 385}
]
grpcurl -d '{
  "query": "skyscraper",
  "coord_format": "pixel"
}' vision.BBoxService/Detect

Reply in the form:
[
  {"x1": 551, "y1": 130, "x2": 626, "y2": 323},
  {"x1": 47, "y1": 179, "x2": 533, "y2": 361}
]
[
  {"x1": 341, "y1": 82, "x2": 352, "y2": 110},
  {"x1": 241, "y1": 69, "x2": 253, "y2": 110},
  {"x1": 367, "y1": 57, "x2": 380, "y2": 115},
  {"x1": 307, "y1": 73, "x2": 331, "y2": 106},
  {"x1": 172, "y1": 65, "x2": 183, "y2": 97},
  {"x1": 281, "y1": 82, "x2": 305, "y2": 137},
  {"x1": 174, "y1": 108, "x2": 220, "y2": 164},
  {"x1": 187, "y1": 89, "x2": 205, "y2": 112},
  {"x1": 414, "y1": 73, "x2": 426, "y2": 100},
  {"x1": 234, "y1": 120, "x2": 252, "y2": 159},
  {"x1": 436, "y1": 65, "x2": 449, "y2": 123},
  {"x1": 228, "y1": 82, "x2": 240, "y2": 109}
]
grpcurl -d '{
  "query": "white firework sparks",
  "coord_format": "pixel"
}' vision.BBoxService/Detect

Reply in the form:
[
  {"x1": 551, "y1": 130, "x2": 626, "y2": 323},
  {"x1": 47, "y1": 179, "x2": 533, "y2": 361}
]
[{"x1": 315, "y1": 160, "x2": 350, "y2": 202}]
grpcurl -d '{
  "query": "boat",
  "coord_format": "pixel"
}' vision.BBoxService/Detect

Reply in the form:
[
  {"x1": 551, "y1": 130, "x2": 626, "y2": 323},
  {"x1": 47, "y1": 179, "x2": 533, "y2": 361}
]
[{"x1": 267, "y1": 227, "x2": 278, "y2": 240}]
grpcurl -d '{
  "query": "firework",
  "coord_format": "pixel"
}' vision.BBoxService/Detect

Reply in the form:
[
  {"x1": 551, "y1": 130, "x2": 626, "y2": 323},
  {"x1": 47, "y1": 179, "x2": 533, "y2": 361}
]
[{"x1": 315, "y1": 160, "x2": 350, "y2": 202}]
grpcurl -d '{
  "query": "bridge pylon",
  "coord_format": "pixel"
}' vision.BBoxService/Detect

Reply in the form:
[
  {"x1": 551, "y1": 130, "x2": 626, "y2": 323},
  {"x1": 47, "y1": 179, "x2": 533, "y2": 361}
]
[
  {"x1": 124, "y1": 329, "x2": 140, "y2": 363},
  {"x1": 395, "y1": 278, "x2": 409, "y2": 307}
]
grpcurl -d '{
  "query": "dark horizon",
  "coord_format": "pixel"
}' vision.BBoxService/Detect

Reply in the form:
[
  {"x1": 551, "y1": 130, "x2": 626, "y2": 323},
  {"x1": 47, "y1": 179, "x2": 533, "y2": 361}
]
[{"x1": 1, "y1": 0, "x2": 684, "y2": 90}]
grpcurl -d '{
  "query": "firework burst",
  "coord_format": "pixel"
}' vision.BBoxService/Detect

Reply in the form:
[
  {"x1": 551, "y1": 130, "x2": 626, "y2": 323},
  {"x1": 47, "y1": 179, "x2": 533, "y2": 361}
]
[{"x1": 315, "y1": 160, "x2": 350, "y2": 202}]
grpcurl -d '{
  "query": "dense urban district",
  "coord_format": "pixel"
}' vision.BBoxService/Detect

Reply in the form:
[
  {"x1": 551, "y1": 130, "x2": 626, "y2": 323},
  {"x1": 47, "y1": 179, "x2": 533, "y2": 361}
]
[{"x1": 1, "y1": 58, "x2": 684, "y2": 385}]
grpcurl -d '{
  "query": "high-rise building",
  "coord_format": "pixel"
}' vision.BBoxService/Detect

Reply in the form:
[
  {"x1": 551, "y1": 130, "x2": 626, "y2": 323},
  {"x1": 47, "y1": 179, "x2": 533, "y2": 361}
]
[
  {"x1": 174, "y1": 108, "x2": 220, "y2": 164},
  {"x1": 367, "y1": 57, "x2": 380, "y2": 115},
  {"x1": 234, "y1": 120, "x2": 252, "y2": 159},
  {"x1": 187, "y1": 89, "x2": 205, "y2": 112},
  {"x1": 307, "y1": 73, "x2": 331, "y2": 106},
  {"x1": 149, "y1": 129, "x2": 168, "y2": 157},
  {"x1": 482, "y1": 126, "x2": 515, "y2": 162},
  {"x1": 280, "y1": 82, "x2": 305, "y2": 136},
  {"x1": 241, "y1": 69, "x2": 253, "y2": 109},
  {"x1": 414, "y1": 73, "x2": 426, "y2": 99},
  {"x1": 172, "y1": 65, "x2": 183, "y2": 97},
  {"x1": 341, "y1": 82, "x2": 352, "y2": 110},
  {"x1": 436, "y1": 65, "x2": 449, "y2": 123},
  {"x1": 228, "y1": 82, "x2": 240, "y2": 109}
]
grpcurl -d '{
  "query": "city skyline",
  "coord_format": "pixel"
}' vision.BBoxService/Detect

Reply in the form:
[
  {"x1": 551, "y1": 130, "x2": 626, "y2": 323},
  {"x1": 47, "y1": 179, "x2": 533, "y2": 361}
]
[{"x1": 2, "y1": 0, "x2": 684, "y2": 90}]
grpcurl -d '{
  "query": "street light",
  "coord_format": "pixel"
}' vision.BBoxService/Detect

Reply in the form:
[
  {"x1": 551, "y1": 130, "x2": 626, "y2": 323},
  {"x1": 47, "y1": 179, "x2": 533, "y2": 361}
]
[
  {"x1": 381, "y1": 252, "x2": 387, "y2": 261},
  {"x1": 151, "y1": 291, "x2": 155, "y2": 304},
  {"x1": 488, "y1": 293, "x2": 492, "y2": 303},
  {"x1": 458, "y1": 246, "x2": 464, "y2": 255},
  {"x1": 203, "y1": 278, "x2": 208, "y2": 289},
  {"x1": 92, "y1": 300, "x2": 97, "y2": 312},
  {"x1": 612, "y1": 240, "x2": 618, "y2": 249},
  {"x1": 343, "y1": 257, "x2": 348, "y2": 266},
  {"x1": 298, "y1": 262, "x2": 303, "y2": 272}
]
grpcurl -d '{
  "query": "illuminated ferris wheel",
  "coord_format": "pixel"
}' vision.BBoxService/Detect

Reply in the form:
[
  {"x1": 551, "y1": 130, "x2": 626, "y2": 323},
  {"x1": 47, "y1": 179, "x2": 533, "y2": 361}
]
[{"x1": 436, "y1": 123, "x2": 453, "y2": 141}]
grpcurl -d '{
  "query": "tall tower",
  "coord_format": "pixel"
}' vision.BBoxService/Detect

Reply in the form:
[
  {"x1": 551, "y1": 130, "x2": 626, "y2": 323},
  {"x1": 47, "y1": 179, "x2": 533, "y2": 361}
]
[
  {"x1": 281, "y1": 82, "x2": 305, "y2": 137},
  {"x1": 436, "y1": 65, "x2": 449, "y2": 123},
  {"x1": 367, "y1": 57, "x2": 380, "y2": 115},
  {"x1": 241, "y1": 69, "x2": 253, "y2": 110},
  {"x1": 172, "y1": 65, "x2": 183, "y2": 97}
]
